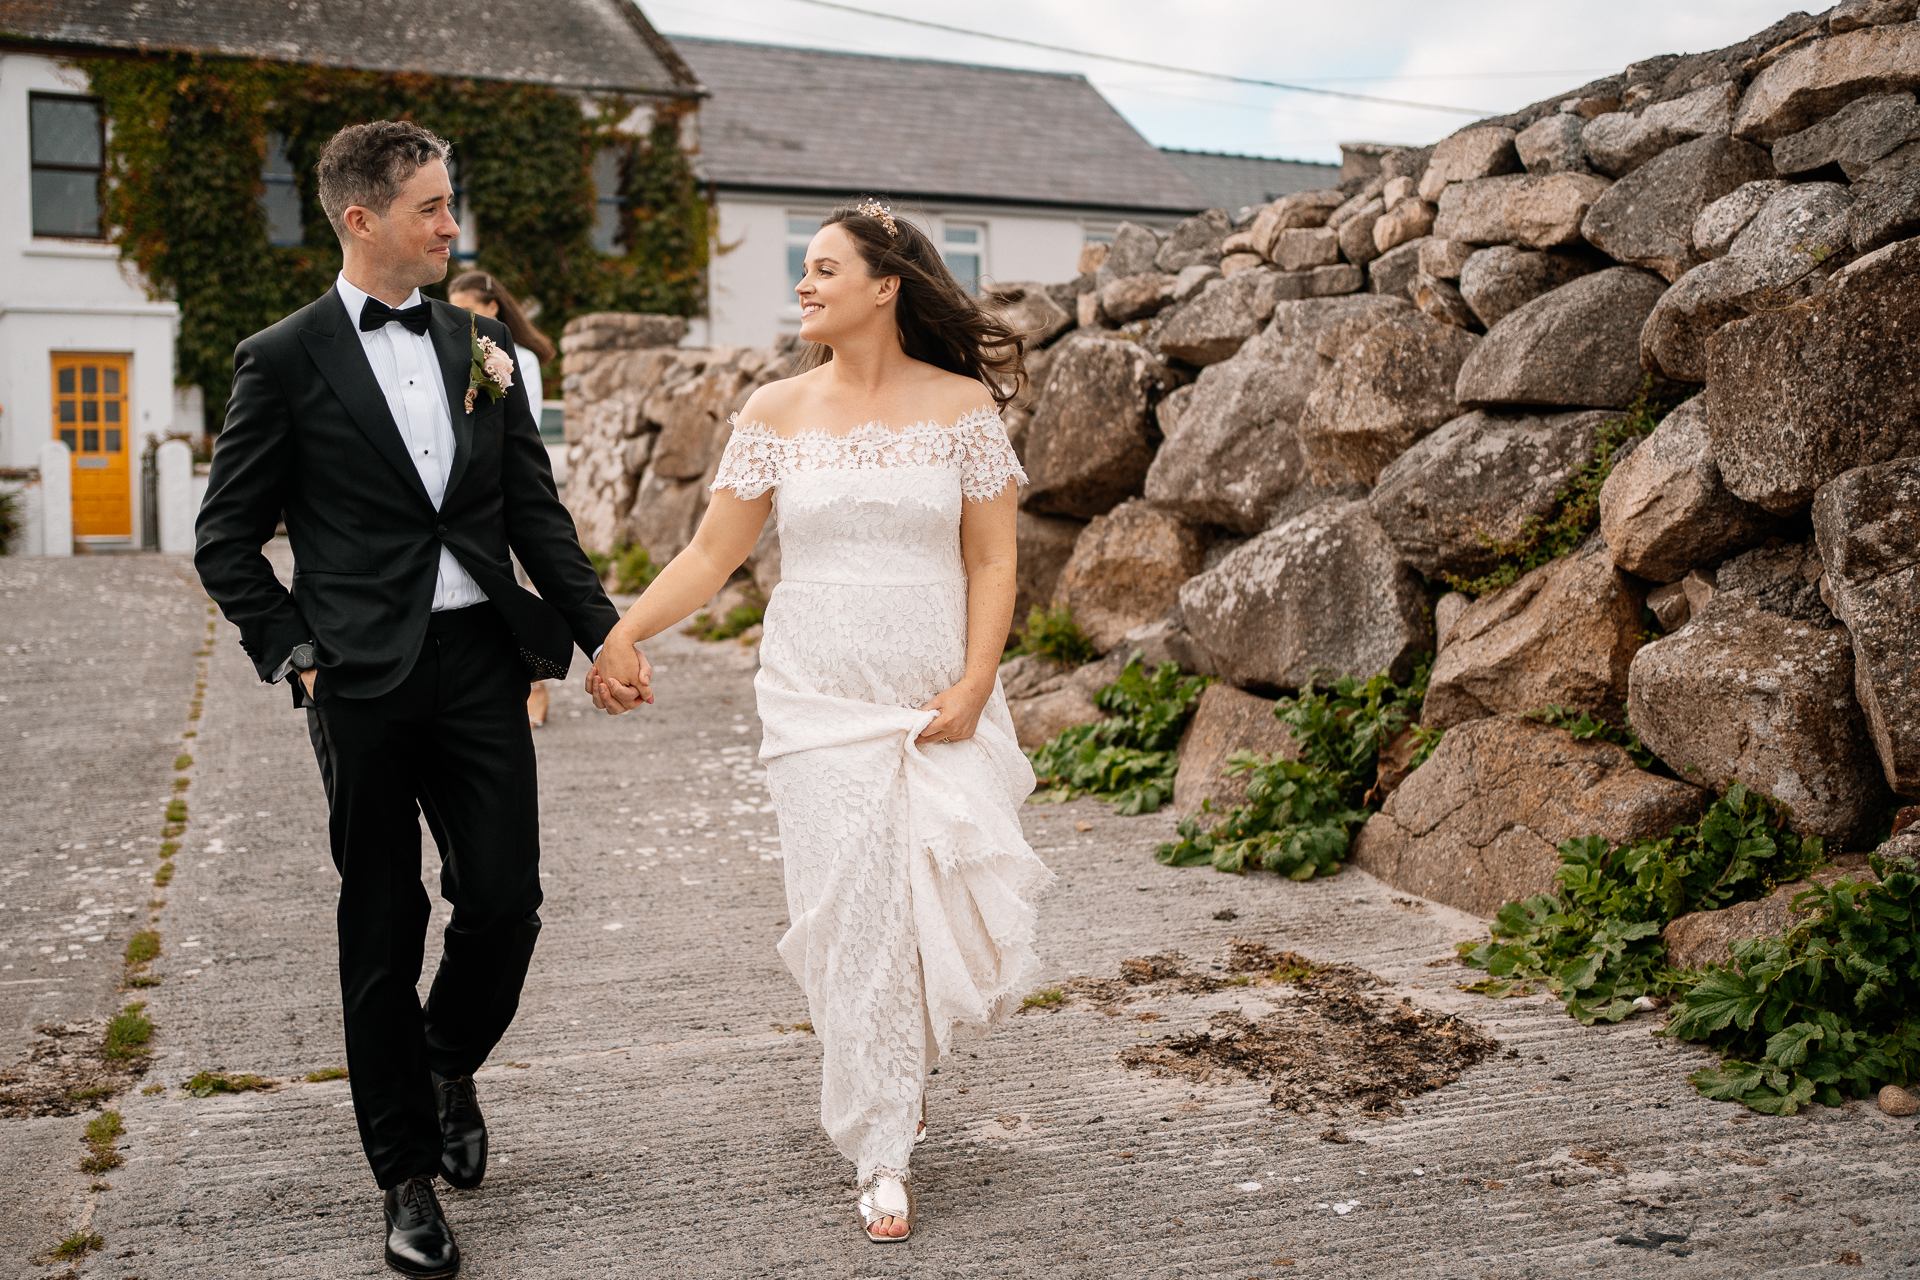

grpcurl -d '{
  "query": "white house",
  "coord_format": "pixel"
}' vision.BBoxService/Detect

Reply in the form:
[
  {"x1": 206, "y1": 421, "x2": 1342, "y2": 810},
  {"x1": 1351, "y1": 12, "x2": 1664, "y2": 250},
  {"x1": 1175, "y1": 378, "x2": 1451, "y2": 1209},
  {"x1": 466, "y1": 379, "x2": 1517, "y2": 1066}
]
[
  {"x1": 672, "y1": 38, "x2": 1215, "y2": 349},
  {"x1": 0, "y1": 54, "x2": 188, "y2": 553},
  {"x1": 0, "y1": 0, "x2": 702, "y2": 553}
]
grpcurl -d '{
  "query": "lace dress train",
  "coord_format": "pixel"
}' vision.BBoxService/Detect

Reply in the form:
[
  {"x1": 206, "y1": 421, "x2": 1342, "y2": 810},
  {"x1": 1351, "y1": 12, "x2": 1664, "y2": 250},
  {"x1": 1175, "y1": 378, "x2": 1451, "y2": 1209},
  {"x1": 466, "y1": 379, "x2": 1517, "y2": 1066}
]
[{"x1": 711, "y1": 409, "x2": 1052, "y2": 1184}]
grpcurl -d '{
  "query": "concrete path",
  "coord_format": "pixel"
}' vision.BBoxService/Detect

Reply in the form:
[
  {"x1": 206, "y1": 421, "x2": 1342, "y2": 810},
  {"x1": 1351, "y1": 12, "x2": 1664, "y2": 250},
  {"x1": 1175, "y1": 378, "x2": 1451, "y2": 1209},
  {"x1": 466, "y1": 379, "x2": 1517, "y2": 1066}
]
[{"x1": 1, "y1": 550, "x2": 1913, "y2": 1279}]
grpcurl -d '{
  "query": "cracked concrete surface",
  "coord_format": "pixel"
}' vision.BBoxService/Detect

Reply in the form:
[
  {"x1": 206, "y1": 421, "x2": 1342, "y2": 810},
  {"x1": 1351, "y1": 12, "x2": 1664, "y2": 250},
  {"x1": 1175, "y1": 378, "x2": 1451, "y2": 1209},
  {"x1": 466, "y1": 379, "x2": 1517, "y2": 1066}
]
[{"x1": 2, "y1": 550, "x2": 1914, "y2": 1279}]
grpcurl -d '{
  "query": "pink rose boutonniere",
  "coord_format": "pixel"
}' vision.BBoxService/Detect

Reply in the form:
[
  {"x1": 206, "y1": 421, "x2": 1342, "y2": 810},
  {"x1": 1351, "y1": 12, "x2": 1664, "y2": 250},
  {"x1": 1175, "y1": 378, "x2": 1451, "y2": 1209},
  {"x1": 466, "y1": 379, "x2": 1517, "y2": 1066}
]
[{"x1": 466, "y1": 318, "x2": 515, "y2": 412}]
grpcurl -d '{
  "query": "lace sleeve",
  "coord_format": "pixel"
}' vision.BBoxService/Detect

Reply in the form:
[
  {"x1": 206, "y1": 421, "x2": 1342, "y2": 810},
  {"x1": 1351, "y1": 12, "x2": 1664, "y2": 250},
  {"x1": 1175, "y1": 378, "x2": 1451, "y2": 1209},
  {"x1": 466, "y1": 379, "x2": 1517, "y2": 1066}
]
[
  {"x1": 710, "y1": 416, "x2": 782, "y2": 499},
  {"x1": 954, "y1": 407, "x2": 1027, "y2": 503}
]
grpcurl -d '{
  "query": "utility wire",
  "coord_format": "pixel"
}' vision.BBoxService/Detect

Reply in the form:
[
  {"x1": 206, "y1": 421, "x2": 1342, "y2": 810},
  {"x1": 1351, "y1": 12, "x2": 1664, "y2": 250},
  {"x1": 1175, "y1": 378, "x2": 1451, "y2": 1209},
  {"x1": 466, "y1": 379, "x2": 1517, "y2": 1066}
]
[{"x1": 781, "y1": 0, "x2": 1495, "y2": 115}]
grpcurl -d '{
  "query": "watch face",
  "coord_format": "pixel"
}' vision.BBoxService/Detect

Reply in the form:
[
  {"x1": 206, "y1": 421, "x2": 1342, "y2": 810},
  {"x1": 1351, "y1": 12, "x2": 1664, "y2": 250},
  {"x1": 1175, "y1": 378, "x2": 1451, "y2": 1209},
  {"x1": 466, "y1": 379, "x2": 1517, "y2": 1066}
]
[{"x1": 292, "y1": 644, "x2": 315, "y2": 669}]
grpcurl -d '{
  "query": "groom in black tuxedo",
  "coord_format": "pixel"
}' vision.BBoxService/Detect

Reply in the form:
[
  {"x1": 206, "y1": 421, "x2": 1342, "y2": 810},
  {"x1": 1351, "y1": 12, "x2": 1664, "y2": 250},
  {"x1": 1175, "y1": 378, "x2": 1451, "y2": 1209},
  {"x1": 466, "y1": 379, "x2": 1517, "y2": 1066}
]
[{"x1": 195, "y1": 120, "x2": 619, "y2": 1278}]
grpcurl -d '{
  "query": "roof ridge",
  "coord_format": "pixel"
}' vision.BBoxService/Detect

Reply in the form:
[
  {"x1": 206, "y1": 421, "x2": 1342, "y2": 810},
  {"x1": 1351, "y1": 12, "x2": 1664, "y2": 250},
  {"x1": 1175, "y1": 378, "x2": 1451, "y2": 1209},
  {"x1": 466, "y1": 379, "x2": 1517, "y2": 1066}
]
[{"x1": 666, "y1": 33, "x2": 1092, "y2": 84}]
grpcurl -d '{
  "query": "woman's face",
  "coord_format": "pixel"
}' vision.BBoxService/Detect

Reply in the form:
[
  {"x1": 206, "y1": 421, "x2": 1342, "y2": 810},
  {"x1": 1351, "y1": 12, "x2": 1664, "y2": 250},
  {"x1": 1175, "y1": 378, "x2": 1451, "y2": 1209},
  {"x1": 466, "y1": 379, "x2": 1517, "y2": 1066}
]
[
  {"x1": 449, "y1": 291, "x2": 499, "y2": 318},
  {"x1": 796, "y1": 223, "x2": 894, "y2": 344}
]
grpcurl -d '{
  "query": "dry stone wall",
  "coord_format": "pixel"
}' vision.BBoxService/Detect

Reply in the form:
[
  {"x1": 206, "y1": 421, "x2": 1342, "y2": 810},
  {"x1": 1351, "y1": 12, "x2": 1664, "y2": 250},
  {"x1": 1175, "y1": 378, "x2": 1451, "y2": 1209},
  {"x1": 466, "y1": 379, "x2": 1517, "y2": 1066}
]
[{"x1": 563, "y1": 6, "x2": 1920, "y2": 907}]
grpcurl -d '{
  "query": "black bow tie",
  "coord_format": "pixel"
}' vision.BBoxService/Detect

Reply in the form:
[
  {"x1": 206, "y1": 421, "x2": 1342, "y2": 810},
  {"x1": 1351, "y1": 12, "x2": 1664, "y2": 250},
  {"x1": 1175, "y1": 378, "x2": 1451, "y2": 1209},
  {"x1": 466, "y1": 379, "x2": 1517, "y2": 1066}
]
[{"x1": 359, "y1": 297, "x2": 431, "y2": 336}]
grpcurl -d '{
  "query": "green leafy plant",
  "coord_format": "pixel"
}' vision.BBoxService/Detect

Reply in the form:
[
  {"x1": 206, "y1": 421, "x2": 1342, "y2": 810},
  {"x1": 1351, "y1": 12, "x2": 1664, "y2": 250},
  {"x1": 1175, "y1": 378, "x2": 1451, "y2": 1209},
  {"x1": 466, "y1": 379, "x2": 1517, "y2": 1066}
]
[
  {"x1": 1003, "y1": 604, "x2": 1098, "y2": 668},
  {"x1": 686, "y1": 585, "x2": 766, "y2": 641},
  {"x1": 1021, "y1": 986, "x2": 1066, "y2": 1010},
  {"x1": 1458, "y1": 784, "x2": 1826, "y2": 1023},
  {"x1": 1527, "y1": 705, "x2": 1658, "y2": 771},
  {"x1": 1666, "y1": 847, "x2": 1918, "y2": 1114},
  {"x1": 591, "y1": 539, "x2": 662, "y2": 595},
  {"x1": 1442, "y1": 383, "x2": 1689, "y2": 598},
  {"x1": 1155, "y1": 660, "x2": 1431, "y2": 880},
  {"x1": 103, "y1": 1003, "x2": 154, "y2": 1060},
  {"x1": 164, "y1": 800, "x2": 186, "y2": 824},
  {"x1": 1028, "y1": 653, "x2": 1209, "y2": 815}
]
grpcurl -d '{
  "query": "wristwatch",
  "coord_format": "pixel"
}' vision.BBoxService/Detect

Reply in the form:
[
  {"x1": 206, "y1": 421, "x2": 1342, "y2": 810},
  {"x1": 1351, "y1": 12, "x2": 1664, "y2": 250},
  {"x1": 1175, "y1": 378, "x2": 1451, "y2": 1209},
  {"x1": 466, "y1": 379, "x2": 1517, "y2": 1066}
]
[{"x1": 288, "y1": 642, "x2": 316, "y2": 675}]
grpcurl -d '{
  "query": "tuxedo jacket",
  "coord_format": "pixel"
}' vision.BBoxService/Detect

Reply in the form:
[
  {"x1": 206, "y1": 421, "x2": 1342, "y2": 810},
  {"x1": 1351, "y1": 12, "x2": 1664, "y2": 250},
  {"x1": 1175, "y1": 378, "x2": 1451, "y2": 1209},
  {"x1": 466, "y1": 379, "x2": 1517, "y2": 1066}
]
[{"x1": 195, "y1": 287, "x2": 619, "y2": 700}]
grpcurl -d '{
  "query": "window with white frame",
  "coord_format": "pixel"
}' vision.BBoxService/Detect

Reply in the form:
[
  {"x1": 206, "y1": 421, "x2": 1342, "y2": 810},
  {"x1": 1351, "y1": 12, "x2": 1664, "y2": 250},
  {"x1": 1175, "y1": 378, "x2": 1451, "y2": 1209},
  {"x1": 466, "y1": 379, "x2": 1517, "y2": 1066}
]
[
  {"x1": 786, "y1": 214, "x2": 822, "y2": 306},
  {"x1": 30, "y1": 93, "x2": 105, "y2": 239},
  {"x1": 1082, "y1": 221, "x2": 1117, "y2": 246},
  {"x1": 260, "y1": 131, "x2": 303, "y2": 246},
  {"x1": 942, "y1": 223, "x2": 985, "y2": 294},
  {"x1": 451, "y1": 156, "x2": 478, "y2": 261}
]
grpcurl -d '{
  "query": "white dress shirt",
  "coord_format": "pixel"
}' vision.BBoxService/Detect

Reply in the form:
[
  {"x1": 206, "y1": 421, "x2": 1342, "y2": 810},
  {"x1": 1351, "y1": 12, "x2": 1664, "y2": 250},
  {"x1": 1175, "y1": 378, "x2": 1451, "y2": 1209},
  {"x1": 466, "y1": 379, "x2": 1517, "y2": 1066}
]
[{"x1": 335, "y1": 272, "x2": 488, "y2": 612}]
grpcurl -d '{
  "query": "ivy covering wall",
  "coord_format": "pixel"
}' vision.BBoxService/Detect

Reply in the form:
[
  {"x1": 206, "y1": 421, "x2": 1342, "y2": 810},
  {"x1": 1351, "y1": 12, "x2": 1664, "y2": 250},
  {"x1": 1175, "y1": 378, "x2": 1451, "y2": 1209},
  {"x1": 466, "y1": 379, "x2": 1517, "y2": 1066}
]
[{"x1": 81, "y1": 57, "x2": 709, "y2": 431}]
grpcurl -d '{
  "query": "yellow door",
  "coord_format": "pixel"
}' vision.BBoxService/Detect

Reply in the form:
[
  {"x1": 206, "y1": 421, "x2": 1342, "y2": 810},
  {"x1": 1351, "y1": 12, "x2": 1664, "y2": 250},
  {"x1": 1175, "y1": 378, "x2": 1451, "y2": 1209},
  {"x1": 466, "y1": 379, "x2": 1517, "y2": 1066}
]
[{"x1": 51, "y1": 353, "x2": 131, "y2": 539}]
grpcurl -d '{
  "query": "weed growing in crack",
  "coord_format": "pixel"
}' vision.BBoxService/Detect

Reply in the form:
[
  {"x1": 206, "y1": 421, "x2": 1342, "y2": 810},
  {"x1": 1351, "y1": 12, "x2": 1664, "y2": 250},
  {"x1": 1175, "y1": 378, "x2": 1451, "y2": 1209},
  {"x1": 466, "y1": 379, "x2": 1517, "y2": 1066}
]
[
  {"x1": 80, "y1": 1111, "x2": 125, "y2": 1173},
  {"x1": 49, "y1": 1231, "x2": 104, "y2": 1261},
  {"x1": 182, "y1": 1071, "x2": 275, "y2": 1098},
  {"x1": 304, "y1": 1067, "x2": 348, "y2": 1083},
  {"x1": 102, "y1": 1005, "x2": 152, "y2": 1061},
  {"x1": 1020, "y1": 986, "x2": 1065, "y2": 1011}
]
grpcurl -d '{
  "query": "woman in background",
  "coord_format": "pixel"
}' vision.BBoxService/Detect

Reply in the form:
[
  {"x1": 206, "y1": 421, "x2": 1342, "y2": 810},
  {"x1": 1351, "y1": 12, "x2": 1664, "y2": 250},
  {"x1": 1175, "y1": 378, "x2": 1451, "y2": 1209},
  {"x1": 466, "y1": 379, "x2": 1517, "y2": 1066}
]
[{"x1": 448, "y1": 271, "x2": 560, "y2": 728}]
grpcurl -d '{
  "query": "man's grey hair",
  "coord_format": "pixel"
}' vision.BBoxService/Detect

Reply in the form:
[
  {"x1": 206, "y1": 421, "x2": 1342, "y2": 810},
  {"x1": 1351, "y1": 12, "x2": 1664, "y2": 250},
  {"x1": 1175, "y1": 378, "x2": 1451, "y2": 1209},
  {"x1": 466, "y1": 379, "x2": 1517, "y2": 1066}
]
[{"x1": 316, "y1": 120, "x2": 452, "y2": 239}]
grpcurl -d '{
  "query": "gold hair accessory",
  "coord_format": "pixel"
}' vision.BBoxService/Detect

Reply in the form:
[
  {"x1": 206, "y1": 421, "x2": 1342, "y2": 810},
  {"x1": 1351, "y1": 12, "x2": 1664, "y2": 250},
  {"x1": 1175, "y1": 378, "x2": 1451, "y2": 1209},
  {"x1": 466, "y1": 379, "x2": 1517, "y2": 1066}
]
[{"x1": 858, "y1": 199, "x2": 899, "y2": 237}]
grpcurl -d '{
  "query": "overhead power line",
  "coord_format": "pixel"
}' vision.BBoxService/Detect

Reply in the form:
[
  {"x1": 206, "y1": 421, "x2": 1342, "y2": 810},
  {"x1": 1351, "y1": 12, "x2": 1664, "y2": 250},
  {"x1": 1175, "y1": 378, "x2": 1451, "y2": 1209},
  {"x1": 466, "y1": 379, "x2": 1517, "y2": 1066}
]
[{"x1": 781, "y1": 0, "x2": 1495, "y2": 115}]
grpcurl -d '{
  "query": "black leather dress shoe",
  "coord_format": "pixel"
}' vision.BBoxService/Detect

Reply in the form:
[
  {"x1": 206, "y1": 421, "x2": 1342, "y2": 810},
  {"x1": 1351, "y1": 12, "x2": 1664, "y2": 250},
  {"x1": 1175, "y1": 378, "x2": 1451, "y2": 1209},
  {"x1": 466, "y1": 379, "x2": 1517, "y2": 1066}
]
[
  {"x1": 383, "y1": 1176, "x2": 459, "y2": 1278},
  {"x1": 432, "y1": 1071, "x2": 488, "y2": 1190}
]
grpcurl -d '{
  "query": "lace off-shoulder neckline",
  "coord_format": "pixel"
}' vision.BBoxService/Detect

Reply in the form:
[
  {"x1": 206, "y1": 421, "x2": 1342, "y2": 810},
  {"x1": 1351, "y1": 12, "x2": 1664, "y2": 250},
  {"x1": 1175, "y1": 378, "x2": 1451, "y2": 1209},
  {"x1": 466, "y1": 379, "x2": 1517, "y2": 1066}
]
[
  {"x1": 725, "y1": 404, "x2": 1003, "y2": 441},
  {"x1": 712, "y1": 404, "x2": 1025, "y2": 503}
]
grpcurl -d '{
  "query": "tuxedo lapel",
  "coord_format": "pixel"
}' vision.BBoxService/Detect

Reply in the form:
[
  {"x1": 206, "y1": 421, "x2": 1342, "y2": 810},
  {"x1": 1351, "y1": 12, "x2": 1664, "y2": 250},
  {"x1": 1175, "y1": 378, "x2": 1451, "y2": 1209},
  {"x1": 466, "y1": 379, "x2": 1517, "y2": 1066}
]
[
  {"x1": 431, "y1": 301, "x2": 477, "y2": 501},
  {"x1": 297, "y1": 290, "x2": 436, "y2": 512}
]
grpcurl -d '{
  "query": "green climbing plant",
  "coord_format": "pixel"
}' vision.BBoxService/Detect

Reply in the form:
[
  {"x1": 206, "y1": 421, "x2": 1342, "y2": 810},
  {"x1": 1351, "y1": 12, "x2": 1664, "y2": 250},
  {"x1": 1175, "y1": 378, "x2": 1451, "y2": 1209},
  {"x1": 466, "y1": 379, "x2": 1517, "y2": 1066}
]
[{"x1": 1028, "y1": 653, "x2": 1210, "y2": 815}]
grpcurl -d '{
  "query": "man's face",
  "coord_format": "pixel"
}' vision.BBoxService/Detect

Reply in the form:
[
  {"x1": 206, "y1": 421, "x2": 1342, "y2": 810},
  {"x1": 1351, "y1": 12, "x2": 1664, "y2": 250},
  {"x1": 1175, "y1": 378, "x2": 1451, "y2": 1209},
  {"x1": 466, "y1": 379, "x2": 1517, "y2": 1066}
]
[{"x1": 356, "y1": 157, "x2": 458, "y2": 287}]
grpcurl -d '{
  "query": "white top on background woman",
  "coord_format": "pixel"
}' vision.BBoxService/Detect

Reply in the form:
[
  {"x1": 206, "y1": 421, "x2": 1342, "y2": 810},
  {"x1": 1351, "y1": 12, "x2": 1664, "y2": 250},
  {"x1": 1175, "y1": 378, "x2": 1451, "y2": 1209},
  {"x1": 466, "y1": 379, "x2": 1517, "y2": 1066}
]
[{"x1": 586, "y1": 200, "x2": 1051, "y2": 1243}]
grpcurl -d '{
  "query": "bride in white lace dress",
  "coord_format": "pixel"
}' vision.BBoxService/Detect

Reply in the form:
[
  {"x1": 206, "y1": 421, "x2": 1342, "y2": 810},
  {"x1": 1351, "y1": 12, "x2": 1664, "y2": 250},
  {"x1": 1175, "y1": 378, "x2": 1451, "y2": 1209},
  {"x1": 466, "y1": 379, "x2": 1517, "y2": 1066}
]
[{"x1": 587, "y1": 201, "x2": 1052, "y2": 1241}]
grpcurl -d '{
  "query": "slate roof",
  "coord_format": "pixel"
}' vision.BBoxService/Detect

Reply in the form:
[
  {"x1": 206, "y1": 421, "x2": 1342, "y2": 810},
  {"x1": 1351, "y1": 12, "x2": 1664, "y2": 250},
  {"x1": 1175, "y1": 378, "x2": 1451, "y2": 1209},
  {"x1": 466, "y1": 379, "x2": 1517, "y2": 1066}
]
[
  {"x1": 1159, "y1": 149, "x2": 1340, "y2": 216},
  {"x1": 673, "y1": 37, "x2": 1207, "y2": 215},
  {"x1": 0, "y1": 0, "x2": 701, "y2": 96}
]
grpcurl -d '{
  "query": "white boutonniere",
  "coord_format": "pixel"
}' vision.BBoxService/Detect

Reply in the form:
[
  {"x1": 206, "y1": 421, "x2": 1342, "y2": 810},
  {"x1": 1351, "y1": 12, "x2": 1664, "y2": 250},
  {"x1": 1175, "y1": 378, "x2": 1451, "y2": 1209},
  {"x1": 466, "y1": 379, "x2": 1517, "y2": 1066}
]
[{"x1": 466, "y1": 318, "x2": 515, "y2": 413}]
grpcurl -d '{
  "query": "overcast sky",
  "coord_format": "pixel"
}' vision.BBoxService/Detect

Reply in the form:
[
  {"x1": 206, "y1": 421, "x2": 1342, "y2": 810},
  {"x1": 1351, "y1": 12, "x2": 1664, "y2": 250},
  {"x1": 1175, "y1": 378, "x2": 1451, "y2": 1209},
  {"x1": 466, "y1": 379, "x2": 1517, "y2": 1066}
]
[{"x1": 647, "y1": 0, "x2": 1804, "y2": 164}]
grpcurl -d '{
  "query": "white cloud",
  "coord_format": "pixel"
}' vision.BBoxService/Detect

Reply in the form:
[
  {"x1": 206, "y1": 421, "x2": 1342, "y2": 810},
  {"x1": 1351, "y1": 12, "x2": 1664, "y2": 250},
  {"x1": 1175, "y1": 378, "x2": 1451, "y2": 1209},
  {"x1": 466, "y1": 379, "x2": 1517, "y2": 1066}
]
[{"x1": 647, "y1": 0, "x2": 1800, "y2": 161}]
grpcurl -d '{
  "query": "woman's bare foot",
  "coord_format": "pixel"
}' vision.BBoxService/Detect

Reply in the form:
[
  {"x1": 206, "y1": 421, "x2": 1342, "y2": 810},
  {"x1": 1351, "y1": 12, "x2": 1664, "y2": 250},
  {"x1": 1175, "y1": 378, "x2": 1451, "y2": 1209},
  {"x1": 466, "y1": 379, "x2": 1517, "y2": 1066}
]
[{"x1": 527, "y1": 681, "x2": 549, "y2": 728}]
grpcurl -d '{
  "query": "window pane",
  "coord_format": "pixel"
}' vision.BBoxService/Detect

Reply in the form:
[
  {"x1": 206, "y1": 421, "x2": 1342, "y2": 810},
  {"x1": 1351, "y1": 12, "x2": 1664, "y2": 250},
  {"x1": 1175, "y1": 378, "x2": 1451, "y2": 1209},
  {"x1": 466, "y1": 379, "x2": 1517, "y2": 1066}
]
[
  {"x1": 83, "y1": 428, "x2": 99, "y2": 452},
  {"x1": 83, "y1": 401, "x2": 99, "y2": 423},
  {"x1": 81, "y1": 367, "x2": 97, "y2": 394},
  {"x1": 263, "y1": 132, "x2": 296, "y2": 178},
  {"x1": 787, "y1": 243, "x2": 807, "y2": 293},
  {"x1": 262, "y1": 180, "x2": 304, "y2": 246},
  {"x1": 787, "y1": 217, "x2": 818, "y2": 236},
  {"x1": 592, "y1": 149, "x2": 623, "y2": 200},
  {"x1": 590, "y1": 199, "x2": 621, "y2": 255},
  {"x1": 59, "y1": 400, "x2": 76, "y2": 423},
  {"x1": 32, "y1": 171, "x2": 102, "y2": 238},
  {"x1": 30, "y1": 98, "x2": 101, "y2": 166},
  {"x1": 944, "y1": 227, "x2": 979, "y2": 245},
  {"x1": 106, "y1": 429, "x2": 123, "y2": 452},
  {"x1": 944, "y1": 252, "x2": 980, "y2": 294},
  {"x1": 60, "y1": 429, "x2": 78, "y2": 450},
  {"x1": 58, "y1": 369, "x2": 74, "y2": 394},
  {"x1": 105, "y1": 400, "x2": 121, "y2": 422},
  {"x1": 103, "y1": 368, "x2": 119, "y2": 394}
]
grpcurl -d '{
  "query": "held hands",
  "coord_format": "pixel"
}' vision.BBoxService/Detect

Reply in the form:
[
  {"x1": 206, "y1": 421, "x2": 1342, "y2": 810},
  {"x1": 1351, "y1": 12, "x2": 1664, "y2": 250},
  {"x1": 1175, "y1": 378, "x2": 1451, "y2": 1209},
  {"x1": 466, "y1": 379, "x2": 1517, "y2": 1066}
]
[
  {"x1": 916, "y1": 678, "x2": 992, "y2": 746},
  {"x1": 586, "y1": 634, "x2": 653, "y2": 715}
]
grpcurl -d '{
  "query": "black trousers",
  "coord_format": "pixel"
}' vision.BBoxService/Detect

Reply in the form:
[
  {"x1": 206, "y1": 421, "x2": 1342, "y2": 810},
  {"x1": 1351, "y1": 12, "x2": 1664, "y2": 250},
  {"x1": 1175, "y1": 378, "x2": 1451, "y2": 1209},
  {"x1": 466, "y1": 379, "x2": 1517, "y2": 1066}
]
[{"x1": 305, "y1": 604, "x2": 543, "y2": 1188}]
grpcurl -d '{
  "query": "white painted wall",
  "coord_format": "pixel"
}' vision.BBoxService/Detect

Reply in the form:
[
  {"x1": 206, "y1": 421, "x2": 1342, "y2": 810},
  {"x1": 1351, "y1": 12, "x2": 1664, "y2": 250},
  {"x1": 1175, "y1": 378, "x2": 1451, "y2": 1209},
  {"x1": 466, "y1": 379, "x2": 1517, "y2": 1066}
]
[
  {"x1": 0, "y1": 53, "x2": 179, "y2": 549},
  {"x1": 703, "y1": 191, "x2": 1178, "y2": 350}
]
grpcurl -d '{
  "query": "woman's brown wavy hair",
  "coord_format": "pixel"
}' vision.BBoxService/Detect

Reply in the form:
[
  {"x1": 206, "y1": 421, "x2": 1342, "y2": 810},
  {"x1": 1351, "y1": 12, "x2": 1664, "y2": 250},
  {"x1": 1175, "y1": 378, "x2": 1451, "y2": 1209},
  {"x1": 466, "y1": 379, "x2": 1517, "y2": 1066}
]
[
  {"x1": 447, "y1": 270, "x2": 556, "y2": 364},
  {"x1": 798, "y1": 203, "x2": 1025, "y2": 410}
]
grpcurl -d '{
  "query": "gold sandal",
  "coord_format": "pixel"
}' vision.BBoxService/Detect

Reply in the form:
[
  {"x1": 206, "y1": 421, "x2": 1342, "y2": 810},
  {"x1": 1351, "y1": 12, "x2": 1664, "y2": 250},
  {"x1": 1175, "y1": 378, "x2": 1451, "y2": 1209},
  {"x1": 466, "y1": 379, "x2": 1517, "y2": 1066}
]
[{"x1": 857, "y1": 1174, "x2": 914, "y2": 1243}]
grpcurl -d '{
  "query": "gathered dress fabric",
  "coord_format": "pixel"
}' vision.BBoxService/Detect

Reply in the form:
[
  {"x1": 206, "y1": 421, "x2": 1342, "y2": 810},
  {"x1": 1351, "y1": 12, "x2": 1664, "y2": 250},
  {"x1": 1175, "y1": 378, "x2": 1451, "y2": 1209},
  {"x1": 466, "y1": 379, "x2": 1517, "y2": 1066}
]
[{"x1": 711, "y1": 408, "x2": 1052, "y2": 1185}]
